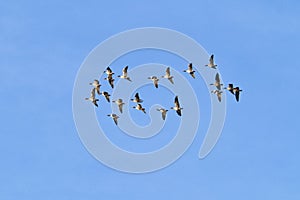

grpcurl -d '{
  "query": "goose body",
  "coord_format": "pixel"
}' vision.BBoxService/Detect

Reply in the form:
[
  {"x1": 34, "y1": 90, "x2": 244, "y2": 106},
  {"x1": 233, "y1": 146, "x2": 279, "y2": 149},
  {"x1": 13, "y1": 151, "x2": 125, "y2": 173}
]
[
  {"x1": 211, "y1": 89, "x2": 222, "y2": 102},
  {"x1": 85, "y1": 88, "x2": 99, "y2": 107},
  {"x1": 133, "y1": 103, "x2": 146, "y2": 114},
  {"x1": 233, "y1": 87, "x2": 242, "y2": 102},
  {"x1": 130, "y1": 92, "x2": 143, "y2": 103},
  {"x1": 157, "y1": 108, "x2": 168, "y2": 120},
  {"x1": 118, "y1": 66, "x2": 132, "y2": 82},
  {"x1": 205, "y1": 54, "x2": 217, "y2": 69},
  {"x1": 183, "y1": 63, "x2": 195, "y2": 78},
  {"x1": 112, "y1": 98, "x2": 125, "y2": 113},
  {"x1": 210, "y1": 73, "x2": 223, "y2": 90},
  {"x1": 107, "y1": 113, "x2": 119, "y2": 125},
  {"x1": 148, "y1": 76, "x2": 159, "y2": 88},
  {"x1": 171, "y1": 96, "x2": 183, "y2": 116},
  {"x1": 89, "y1": 79, "x2": 101, "y2": 95},
  {"x1": 161, "y1": 67, "x2": 174, "y2": 84},
  {"x1": 101, "y1": 91, "x2": 111, "y2": 102}
]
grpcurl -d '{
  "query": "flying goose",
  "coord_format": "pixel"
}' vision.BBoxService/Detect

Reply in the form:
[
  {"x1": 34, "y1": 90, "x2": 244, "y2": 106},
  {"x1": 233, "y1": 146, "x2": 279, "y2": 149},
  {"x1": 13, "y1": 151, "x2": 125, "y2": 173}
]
[
  {"x1": 148, "y1": 76, "x2": 159, "y2": 88},
  {"x1": 210, "y1": 73, "x2": 223, "y2": 90},
  {"x1": 104, "y1": 66, "x2": 114, "y2": 75},
  {"x1": 183, "y1": 63, "x2": 195, "y2": 78},
  {"x1": 101, "y1": 91, "x2": 111, "y2": 102},
  {"x1": 130, "y1": 92, "x2": 143, "y2": 103},
  {"x1": 171, "y1": 96, "x2": 183, "y2": 116},
  {"x1": 156, "y1": 108, "x2": 168, "y2": 120},
  {"x1": 224, "y1": 83, "x2": 234, "y2": 95},
  {"x1": 104, "y1": 73, "x2": 114, "y2": 88},
  {"x1": 233, "y1": 87, "x2": 242, "y2": 102},
  {"x1": 205, "y1": 54, "x2": 217, "y2": 69},
  {"x1": 118, "y1": 66, "x2": 132, "y2": 82},
  {"x1": 89, "y1": 79, "x2": 101, "y2": 95},
  {"x1": 211, "y1": 89, "x2": 222, "y2": 102},
  {"x1": 133, "y1": 103, "x2": 146, "y2": 114},
  {"x1": 161, "y1": 67, "x2": 174, "y2": 84},
  {"x1": 85, "y1": 88, "x2": 99, "y2": 107},
  {"x1": 107, "y1": 113, "x2": 119, "y2": 125},
  {"x1": 112, "y1": 98, "x2": 125, "y2": 113}
]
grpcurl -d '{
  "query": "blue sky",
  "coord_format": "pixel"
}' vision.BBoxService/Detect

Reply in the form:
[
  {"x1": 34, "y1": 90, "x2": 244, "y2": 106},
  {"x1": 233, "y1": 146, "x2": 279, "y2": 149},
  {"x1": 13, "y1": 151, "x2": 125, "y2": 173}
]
[{"x1": 1, "y1": 0, "x2": 300, "y2": 199}]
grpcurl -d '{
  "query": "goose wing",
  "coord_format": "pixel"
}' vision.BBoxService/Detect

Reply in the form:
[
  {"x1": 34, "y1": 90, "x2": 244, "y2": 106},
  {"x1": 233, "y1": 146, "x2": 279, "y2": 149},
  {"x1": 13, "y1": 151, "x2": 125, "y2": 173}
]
[{"x1": 166, "y1": 67, "x2": 171, "y2": 76}]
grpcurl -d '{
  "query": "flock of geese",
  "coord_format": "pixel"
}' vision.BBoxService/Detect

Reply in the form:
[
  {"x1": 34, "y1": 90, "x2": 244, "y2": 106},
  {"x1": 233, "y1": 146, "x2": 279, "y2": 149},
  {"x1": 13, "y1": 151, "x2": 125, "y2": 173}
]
[{"x1": 85, "y1": 54, "x2": 242, "y2": 125}]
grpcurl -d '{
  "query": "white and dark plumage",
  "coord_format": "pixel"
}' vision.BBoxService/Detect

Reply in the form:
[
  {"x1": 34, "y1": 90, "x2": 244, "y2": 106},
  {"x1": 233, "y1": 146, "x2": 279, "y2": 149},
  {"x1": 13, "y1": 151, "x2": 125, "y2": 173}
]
[
  {"x1": 156, "y1": 108, "x2": 168, "y2": 120},
  {"x1": 89, "y1": 79, "x2": 101, "y2": 95},
  {"x1": 85, "y1": 88, "x2": 99, "y2": 107},
  {"x1": 224, "y1": 83, "x2": 234, "y2": 95},
  {"x1": 211, "y1": 89, "x2": 222, "y2": 102},
  {"x1": 205, "y1": 54, "x2": 217, "y2": 69},
  {"x1": 233, "y1": 87, "x2": 242, "y2": 102},
  {"x1": 130, "y1": 92, "x2": 143, "y2": 103},
  {"x1": 161, "y1": 67, "x2": 174, "y2": 84},
  {"x1": 148, "y1": 76, "x2": 159, "y2": 88},
  {"x1": 101, "y1": 91, "x2": 111, "y2": 102},
  {"x1": 112, "y1": 98, "x2": 125, "y2": 113},
  {"x1": 183, "y1": 63, "x2": 195, "y2": 78},
  {"x1": 118, "y1": 65, "x2": 132, "y2": 82},
  {"x1": 104, "y1": 66, "x2": 114, "y2": 75},
  {"x1": 171, "y1": 96, "x2": 183, "y2": 116},
  {"x1": 104, "y1": 74, "x2": 114, "y2": 88},
  {"x1": 133, "y1": 103, "x2": 146, "y2": 114},
  {"x1": 107, "y1": 113, "x2": 119, "y2": 125},
  {"x1": 210, "y1": 73, "x2": 223, "y2": 90}
]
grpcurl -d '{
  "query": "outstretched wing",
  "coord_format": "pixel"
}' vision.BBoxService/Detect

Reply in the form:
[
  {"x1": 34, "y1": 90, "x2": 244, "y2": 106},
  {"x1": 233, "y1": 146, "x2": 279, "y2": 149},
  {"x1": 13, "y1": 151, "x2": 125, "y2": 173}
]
[
  {"x1": 188, "y1": 63, "x2": 193, "y2": 71},
  {"x1": 166, "y1": 67, "x2": 171, "y2": 76}
]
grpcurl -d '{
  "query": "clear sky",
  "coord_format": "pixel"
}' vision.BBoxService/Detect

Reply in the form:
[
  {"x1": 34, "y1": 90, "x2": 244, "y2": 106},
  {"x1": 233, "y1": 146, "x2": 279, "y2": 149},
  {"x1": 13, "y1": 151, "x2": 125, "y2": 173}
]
[{"x1": 1, "y1": 0, "x2": 300, "y2": 199}]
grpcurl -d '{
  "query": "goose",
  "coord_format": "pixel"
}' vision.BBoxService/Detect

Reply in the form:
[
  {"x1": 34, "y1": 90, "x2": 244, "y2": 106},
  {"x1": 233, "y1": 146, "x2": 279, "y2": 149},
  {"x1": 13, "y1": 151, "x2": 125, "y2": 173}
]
[
  {"x1": 183, "y1": 63, "x2": 195, "y2": 78},
  {"x1": 205, "y1": 54, "x2": 217, "y2": 69},
  {"x1": 107, "y1": 113, "x2": 119, "y2": 125},
  {"x1": 133, "y1": 103, "x2": 146, "y2": 114},
  {"x1": 112, "y1": 98, "x2": 125, "y2": 113},
  {"x1": 161, "y1": 67, "x2": 174, "y2": 84},
  {"x1": 171, "y1": 96, "x2": 183, "y2": 116},
  {"x1": 210, "y1": 73, "x2": 223, "y2": 90},
  {"x1": 211, "y1": 90, "x2": 222, "y2": 102},
  {"x1": 89, "y1": 79, "x2": 101, "y2": 95},
  {"x1": 233, "y1": 87, "x2": 242, "y2": 102},
  {"x1": 104, "y1": 74, "x2": 114, "y2": 88},
  {"x1": 148, "y1": 76, "x2": 159, "y2": 88},
  {"x1": 130, "y1": 92, "x2": 143, "y2": 103},
  {"x1": 101, "y1": 91, "x2": 111, "y2": 102},
  {"x1": 85, "y1": 88, "x2": 99, "y2": 107},
  {"x1": 104, "y1": 66, "x2": 114, "y2": 75},
  {"x1": 156, "y1": 108, "x2": 168, "y2": 120},
  {"x1": 224, "y1": 83, "x2": 234, "y2": 95},
  {"x1": 118, "y1": 65, "x2": 132, "y2": 82}
]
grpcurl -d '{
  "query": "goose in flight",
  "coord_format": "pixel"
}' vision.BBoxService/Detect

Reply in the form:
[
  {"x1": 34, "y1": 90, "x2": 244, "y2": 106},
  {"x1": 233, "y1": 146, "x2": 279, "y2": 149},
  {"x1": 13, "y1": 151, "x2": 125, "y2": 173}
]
[
  {"x1": 233, "y1": 87, "x2": 242, "y2": 102},
  {"x1": 224, "y1": 83, "x2": 234, "y2": 95},
  {"x1": 171, "y1": 96, "x2": 183, "y2": 116},
  {"x1": 104, "y1": 74, "x2": 114, "y2": 88},
  {"x1": 118, "y1": 66, "x2": 132, "y2": 82},
  {"x1": 161, "y1": 67, "x2": 174, "y2": 84},
  {"x1": 89, "y1": 79, "x2": 101, "y2": 95},
  {"x1": 85, "y1": 88, "x2": 99, "y2": 107},
  {"x1": 130, "y1": 92, "x2": 143, "y2": 103},
  {"x1": 205, "y1": 54, "x2": 217, "y2": 69},
  {"x1": 104, "y1": 66, "x2": 114, "y2": 75},
  {"x1": 210, "y1": 73, "x2": 223, "y2": 90},
  {"x1": 157, "y1": 108, "x2": 168, "y2": 120},
  {"x1": 133, "y1": 103, "x2": 146, "y2": 114},
  {"x1": 183, "y1": 63, "x2": 195, "y2": 78},
  {"x1": 107, "y1": 113, "x2": 119, "y2": 125},
  {"x1": 112, "y1": 98, "x2": 125, "y2": 113},
  {"x1": 148, "y1": 76, "x2": 159, "y2": 88},
  {"x1": 101, "y1": 91, "x2": 111, "y2": 102},
  {"x1": 211, "y1": 89, "x2": 222, "y2": 102}
]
